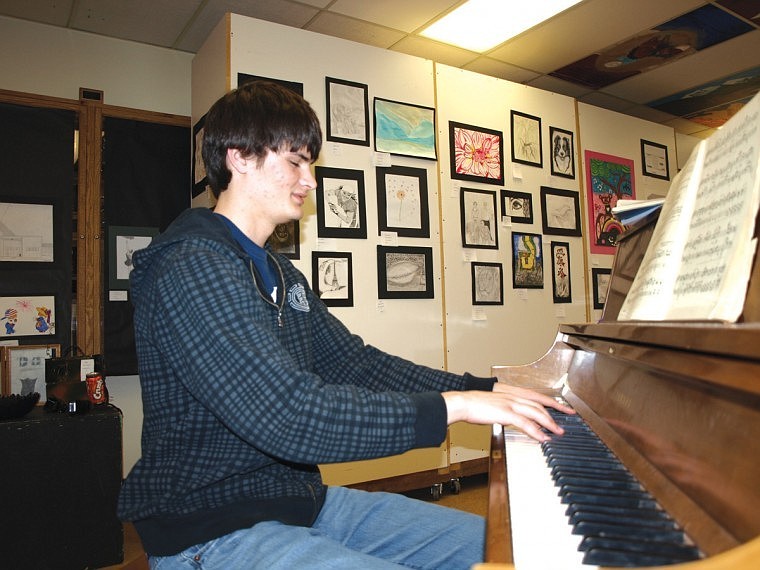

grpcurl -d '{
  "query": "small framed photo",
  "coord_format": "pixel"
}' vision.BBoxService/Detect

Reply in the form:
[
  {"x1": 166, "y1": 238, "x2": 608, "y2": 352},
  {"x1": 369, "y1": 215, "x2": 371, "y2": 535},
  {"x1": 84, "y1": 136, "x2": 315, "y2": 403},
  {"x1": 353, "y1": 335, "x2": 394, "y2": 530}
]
[
  {"x1": 592, "y1": 267, "x2": 612, "y2": 309},
  {"x1": 640, "y1": 139, "x2": 670, "y2": 180},
  {"x1": 500, "y1": 190, "x2": 533, "y2": 224},
  {"x1": 460, "y1": 187, "x2": 498, "y2": 249},
  {"x1": 511, "y1": 232, "x2": 544, "y2": 289},
  {"x1": 471, "y1": 262, "x2": 504, "y2": 306},
  {"x1": 376, "y1": 165, "x2": 430, "y2": 238},
  {"x1": 377, "y1": 245, "x2": 434, "y2": 299},
  {"x1": 268, "y1": 221, "x2": 300, "y2": 259},
  {"x1": 108, "y1": 226, "x2": 159, "y2": 289},
  {"x1": 510, "y1": 110, "x2": 543, "y2": 168},
  {"x1": 315, "y1": 167, "x2": 367, "y2": 239},
  {"x1": 374, "y1": 98, "x2": 436, "y2": 160},
  {"x1": 449, "y1": 121, "x2": 504, "y2": 185},
  {"x1": 0, "y1": 295, "x2": 56, "y2": 337},
  {"x1": 325, "y1": 77, "x2": 369, "y2": 147},
  {"x1": 549, "y1": 127, "x2": 575, "y2": 179},
  {"x1": 1, "y1": 344, "x2": 60, "y2": 399},
  {"x1": 550, "y1": 241, "x2": 572, "y2": 304},
  {"x1": 311, "y1": 251, "x2": 353, "y2": 307},
  {"x1": 540, "y1": 186, "x2": 582, "y2": 237}
]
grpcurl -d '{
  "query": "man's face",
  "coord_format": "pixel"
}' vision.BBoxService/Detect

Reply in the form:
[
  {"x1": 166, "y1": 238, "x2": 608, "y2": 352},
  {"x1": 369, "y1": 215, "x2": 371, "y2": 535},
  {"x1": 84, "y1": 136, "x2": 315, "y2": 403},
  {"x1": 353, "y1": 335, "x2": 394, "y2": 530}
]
[{"x1": 249, "y1": 147, "x2": 317, "y2": 226}]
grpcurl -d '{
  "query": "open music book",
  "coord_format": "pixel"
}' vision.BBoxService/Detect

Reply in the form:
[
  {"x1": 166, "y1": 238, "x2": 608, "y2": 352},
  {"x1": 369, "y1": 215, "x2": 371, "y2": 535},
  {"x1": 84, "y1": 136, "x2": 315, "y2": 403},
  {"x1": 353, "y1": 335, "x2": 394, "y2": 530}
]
[{"x1": 617, "y1": 91, "x2": 760, "y2": 322}]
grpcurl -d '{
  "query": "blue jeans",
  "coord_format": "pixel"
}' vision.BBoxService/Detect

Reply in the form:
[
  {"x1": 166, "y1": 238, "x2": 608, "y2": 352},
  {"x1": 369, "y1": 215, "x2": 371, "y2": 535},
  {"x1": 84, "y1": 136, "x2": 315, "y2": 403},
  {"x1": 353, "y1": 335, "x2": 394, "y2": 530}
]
[{"x1": 149, "y1": 486, "x2": 485, "y2": 569}]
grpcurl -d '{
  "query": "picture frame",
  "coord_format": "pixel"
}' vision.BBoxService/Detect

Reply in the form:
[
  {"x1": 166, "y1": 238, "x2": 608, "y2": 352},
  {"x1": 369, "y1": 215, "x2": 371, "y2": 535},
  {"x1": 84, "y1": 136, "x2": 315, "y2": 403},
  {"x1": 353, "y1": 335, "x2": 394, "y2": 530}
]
[
  {"x1": 315, "y1": 167, "x2": 367, "y2": 239},
  {"x1": 0, "y1": 295, "x2": 56, "y2": 337},
  {"x1": 268, "y1": 221, "x2": 300, "y2": 259},
  {"x1": 585, "y1": 150, "x2": 635, "y2": 254},
  {"x1": 374, "y1": 98, "x2": 436, "y2": 160},
  {"x1": 510, "y1": 110, "x2": 543, "y2": 168},
  {"x1": 0, "y1": 200, "x2": 54, "y2": 262},
  {"x1": 549, "y1": 126, "x2": 575, "y2": 179},
  {"x1": 377, "y1": 245, "x2": 434, "y2": 299},
  {"x1": 500, "y1": 190, "x2": 533, "y2": 224},
  {"x1": 311, "y1": 251, "x2": 353, "y2": 307},
  {"x1": 592, "y1": 267, "x2": 612, "y2": 309},
  {"x1": 460, "y1": 187, "x2": 498, "y2": 249},
  {"x1": 471, "y1": 262, "x2": 504, "y2": 306},
  {"x1": 540, "y1": 186, "x2": 582, "y2": 237},
  {"x1": 449, "y1": 121, "x2": 504, "y2": 185},
  {"x1": 108, "y1": 226, "x2": 159, "y2": 290},
  {"x1": 237, "y1": 73, "x2": 303, "y2": 96},
  {"x1": 511, "y1": 232, "x2": 544, "y2": 289},
  {"x1": 550, "y1": 241, "x2": 572, "y2": 304},
  {"x1": 1, "y1": 343, "x2": 60, "y2": 399},
  {"x1": 376, "y1": 165, "x2": 430, "y2": 238},
  {"x1": 192, "y1": 114, "x2": 207, "y2": 197},
  {"x1": 640, "y1": 139, "x2": 670, "y2": 180},
  {"x1": 325, "y1": 77, "x2": 369, "y2": 147}
]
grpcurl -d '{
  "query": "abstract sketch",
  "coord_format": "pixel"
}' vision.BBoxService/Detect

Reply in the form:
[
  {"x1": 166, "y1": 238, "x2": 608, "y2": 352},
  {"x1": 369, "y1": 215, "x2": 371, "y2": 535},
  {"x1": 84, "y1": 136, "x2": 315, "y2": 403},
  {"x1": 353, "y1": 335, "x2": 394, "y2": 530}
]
[
  {"x1": 510, "y1": 111, "x2": 543, "y2": 168},
  {"x1": 377, "y1": 245, "x2": 434, "y2": 299},
  {"x1": 326, "y1": 77, "x2": 369, "y2": 146},
  {"x1": 449, "y1": 121, "x2": 504, "y2": 185},
  {"x1": 471, "y1": 262, "x2": 504, "y2": 305},
  {"x1": 315, "y1": 167, "x2": 367, "y2": 239},
  {"x1": 311, "y1": 252, "x2": 353, "y2": 307},
  {"x1": 540, "y1": 187, "x2": 581, "y2": 237},
  {"x1": 511, "y1": 232, "x2": 544, "y2": 289},
  {"x1": 592, "y1": 267, "x2": 612, "y2": 309}
]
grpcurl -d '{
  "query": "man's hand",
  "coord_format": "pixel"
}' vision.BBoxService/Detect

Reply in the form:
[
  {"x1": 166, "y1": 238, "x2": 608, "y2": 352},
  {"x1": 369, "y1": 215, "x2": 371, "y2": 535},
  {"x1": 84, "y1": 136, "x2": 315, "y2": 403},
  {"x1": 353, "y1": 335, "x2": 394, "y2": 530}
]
[{"x1": 442, "y1": 385, "x2": 574, "y2": 442}]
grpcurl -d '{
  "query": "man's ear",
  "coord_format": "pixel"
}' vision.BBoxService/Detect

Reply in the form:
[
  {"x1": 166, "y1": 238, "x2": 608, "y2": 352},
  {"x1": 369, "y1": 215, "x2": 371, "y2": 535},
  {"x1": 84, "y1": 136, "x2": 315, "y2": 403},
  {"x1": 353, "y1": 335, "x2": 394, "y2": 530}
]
[{"x1": 226, "y1": 148, "x2": 250, "y2": 174}]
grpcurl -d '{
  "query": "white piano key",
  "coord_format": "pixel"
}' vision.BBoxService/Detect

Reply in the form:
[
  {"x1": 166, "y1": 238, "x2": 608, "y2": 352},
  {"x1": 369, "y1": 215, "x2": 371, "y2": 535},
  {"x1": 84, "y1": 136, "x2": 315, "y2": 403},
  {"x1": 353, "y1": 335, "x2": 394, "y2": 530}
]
[{"x1": 504, "y1": 428, "x2": 597, "y2": 570}]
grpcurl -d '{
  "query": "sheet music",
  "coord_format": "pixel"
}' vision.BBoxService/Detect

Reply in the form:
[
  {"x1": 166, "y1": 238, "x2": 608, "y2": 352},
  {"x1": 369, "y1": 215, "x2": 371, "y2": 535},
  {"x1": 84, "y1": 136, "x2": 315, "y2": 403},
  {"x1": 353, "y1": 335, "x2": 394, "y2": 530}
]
[{"x1": 618, "y1": 92, "x2": 760, "y2": 322}]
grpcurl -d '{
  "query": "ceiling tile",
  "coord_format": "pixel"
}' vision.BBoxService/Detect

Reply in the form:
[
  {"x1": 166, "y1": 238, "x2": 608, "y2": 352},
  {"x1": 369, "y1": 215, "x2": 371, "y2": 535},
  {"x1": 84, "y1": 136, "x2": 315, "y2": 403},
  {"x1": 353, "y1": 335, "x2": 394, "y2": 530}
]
[
  {"x1": 305, "y1": 11, "x2": 405, "y2": 49},
  {"x1": 578, "y1": 91, "x2": 636, "y2": 112},
  {"x1": 70, "y1": 0, "x2": 202, "y2": 47},
  {"x1": 390, "y1": 35, "x2": 478, "y2": 67},
  {"x1": 463, "y1": 57, "x2": 541, "y2": 84},
  {"x1": 328, "y1": 0, "x2": 457, "y2": 33},
  {"x1": 0, "y1": 0, "x2": 74, "y2": 26},
  {"x1": 526, "y1": 75, "x2": 593, "y2": 99}
]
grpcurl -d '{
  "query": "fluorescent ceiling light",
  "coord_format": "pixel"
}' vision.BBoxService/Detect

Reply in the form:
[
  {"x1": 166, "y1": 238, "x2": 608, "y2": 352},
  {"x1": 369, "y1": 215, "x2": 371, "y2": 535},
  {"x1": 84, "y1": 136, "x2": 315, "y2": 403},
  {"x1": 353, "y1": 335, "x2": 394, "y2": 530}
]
[{"x1": 420, "y1": 0, "x2": 583, "y2": 52}]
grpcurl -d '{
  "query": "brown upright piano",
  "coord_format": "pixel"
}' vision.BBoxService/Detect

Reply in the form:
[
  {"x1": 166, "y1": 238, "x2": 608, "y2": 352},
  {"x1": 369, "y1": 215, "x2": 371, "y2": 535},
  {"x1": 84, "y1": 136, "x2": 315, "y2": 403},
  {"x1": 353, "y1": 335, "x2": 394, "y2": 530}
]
[{"x1": 480, "y1": 215, "x2": 760, "y2": 569}]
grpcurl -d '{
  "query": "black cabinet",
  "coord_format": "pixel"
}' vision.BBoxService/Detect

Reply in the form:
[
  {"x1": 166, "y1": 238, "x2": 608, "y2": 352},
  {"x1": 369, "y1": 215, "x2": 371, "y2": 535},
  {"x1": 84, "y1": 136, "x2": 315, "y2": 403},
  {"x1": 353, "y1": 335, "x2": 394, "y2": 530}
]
[{"x1": 0, "y1": 405, "x2": 124, "y2": 569}]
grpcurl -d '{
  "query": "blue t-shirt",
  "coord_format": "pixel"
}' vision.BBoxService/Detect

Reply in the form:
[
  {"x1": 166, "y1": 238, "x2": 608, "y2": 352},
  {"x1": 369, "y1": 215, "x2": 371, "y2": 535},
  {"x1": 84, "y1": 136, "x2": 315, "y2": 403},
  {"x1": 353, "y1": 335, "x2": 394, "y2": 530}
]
[{"x1": 215, "y1": 214, "x2": 277, "y2": 301}]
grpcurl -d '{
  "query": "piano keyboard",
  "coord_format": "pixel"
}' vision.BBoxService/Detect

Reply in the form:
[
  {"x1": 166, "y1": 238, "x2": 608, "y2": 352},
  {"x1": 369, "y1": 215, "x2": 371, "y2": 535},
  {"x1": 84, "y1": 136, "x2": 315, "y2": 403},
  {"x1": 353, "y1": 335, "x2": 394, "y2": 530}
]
[{"x1": 504, "y1": 409, "x2": 702, "y2": 568}]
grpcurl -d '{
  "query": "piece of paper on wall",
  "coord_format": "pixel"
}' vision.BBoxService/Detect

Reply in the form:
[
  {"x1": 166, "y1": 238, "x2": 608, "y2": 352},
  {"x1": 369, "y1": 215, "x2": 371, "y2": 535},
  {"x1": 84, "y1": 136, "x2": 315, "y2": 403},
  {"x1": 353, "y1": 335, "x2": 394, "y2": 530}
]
[{"x1": 0, "y1": 202, "x2": 54, "y2": 262}]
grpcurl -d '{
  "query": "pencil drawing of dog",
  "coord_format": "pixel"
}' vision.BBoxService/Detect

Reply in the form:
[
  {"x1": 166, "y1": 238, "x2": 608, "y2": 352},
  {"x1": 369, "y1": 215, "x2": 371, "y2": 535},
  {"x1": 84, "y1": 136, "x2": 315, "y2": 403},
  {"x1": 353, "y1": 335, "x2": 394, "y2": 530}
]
[{"x1": 552, "y1": 134, "x2": 572, "y2": 175}]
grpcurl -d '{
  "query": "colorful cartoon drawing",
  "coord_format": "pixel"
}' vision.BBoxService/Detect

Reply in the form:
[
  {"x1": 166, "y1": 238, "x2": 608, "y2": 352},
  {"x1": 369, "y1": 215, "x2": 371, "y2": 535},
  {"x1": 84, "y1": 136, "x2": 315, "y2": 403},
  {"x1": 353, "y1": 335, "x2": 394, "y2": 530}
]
[
  {"x1": 34, "y1": 306, "x2": 52, "y2": 333},
  {"x1": 512, "y1": 232, "x2": 544, "y2": 289},
  {"x1": 585, "y1": 151, "x2": 635, "y2": 254},
  {"x1": 2, "y1": 307, "x2": 18, "y2": 334}
]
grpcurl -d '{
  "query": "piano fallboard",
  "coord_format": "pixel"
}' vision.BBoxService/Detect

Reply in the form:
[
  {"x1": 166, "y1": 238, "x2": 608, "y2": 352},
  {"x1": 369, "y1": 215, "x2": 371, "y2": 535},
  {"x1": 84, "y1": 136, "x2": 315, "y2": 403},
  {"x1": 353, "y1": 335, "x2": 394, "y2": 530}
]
[{"x1": 483, "y1": 322, "x2": 760, "y2": 569}]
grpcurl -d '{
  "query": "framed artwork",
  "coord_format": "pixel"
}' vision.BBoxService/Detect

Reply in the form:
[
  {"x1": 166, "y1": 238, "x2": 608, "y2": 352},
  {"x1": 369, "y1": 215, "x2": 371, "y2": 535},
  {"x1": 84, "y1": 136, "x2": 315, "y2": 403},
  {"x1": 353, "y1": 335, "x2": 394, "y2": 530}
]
[
  {"x1": 549, "y1": 126, "x2": 575, "y2": 179},
  {"x1": 585, "y1": 151, "x2": 635, "y2": 254},
  {"x1": 1, "y1": 344, "x2": 59, "y2": 399},
  {"x1": 315, "y1": 167, "x2": 367, "y2": 239},
  {"x1": 108, "y1": 226, "x2": 159, "y2": 289},
  {"x1": 192, "y1": 114, "x2": 207, "y2": 197},
  {"x1": 540, "y1": 186, "x2": 582, "y2": 237},
  {"x1": 0, "y1": 295, "x2": 56, "y2": 337},
  {"x1": 510, "y1": 110, "x2": 543, "y2": 168},
  {"x1": 471, "y1": 262, "x2": 504, "y2": 306},
  {"x1": 268, "y1": 221, "x2": 300, "y2": 259},
  {"x1": 449, "y1": 121, "x2": 504, "y2": 185},
  {"x1": 500, "y1": 190, "x2": 533, "y2": 224},
  {"x1": 511, "y1": 232, "x2": 544, "y2": 289},
  {"x1": 0, "y1": 201, "x2": 54, "y2": 262},
  {"x1": 460, "y1": 187, "x2": 498, "y2": 249},
  {"x1": 550, "y1": 241, "x2": 572, "y2": 304},
  {"x1": 325, "y1": 77, "x2": 369, "y2": 147},
  {"x1": 311, "y1": 251, "x2": 353, "y2": 307},
  {"x1": 376, "y1": 165, "x2": 430, "y2": 238},
  {"x1": 641, "y1": 139, "x2": 670, "y2": 180},
  {"x1": 377, "y1": 245, "x2": 434, "y2": 299},
  {"x1": 237, "y1": 73, "x2": 303, "y2": 95},
  {"x1": 373, "y1": 98, "x2": 436, "y2": 160},
  {"x1": 592, "y1": 267, "x2": 612, "y2": 309}
]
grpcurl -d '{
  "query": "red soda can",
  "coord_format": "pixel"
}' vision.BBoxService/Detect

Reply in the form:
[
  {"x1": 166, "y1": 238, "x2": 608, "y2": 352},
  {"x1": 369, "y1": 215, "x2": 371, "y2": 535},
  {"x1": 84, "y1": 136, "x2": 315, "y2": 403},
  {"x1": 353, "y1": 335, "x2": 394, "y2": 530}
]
[{"x1": 86, "y1": 372, "x2": 108, "y2": 405}]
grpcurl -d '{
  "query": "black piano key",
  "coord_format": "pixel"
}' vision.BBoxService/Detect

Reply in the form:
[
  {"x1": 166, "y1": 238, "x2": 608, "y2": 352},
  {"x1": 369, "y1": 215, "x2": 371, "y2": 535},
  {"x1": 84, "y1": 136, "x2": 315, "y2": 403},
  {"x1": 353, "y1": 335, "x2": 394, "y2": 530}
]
[
  {"x1": 558, "y1": 484, "x2": 652, "y2": 500},
  {"x1": 561, "y1": 491, "x2": 658, "y2": 509},
  {"x1": 580, "y1": 536, "x2": 701, "y2": 561},
  {"x1": 566, "y1": 502, "x2": 670, "y2": 521},
  {"x1": 556, "y1": 476, "x2": 642, "y2": 491},
  {"x1": 574, "y1": 521, "x2": 684, "y2": 543},
  {"x1": 550, "y1": 464, "x2": 636, "y2": 480},
  {"x1": 583, "y1": 547, "x2": 699, "y2": 568},
  {"x1": 569, "y1": 510, "x2": 677, "y2": 530}
]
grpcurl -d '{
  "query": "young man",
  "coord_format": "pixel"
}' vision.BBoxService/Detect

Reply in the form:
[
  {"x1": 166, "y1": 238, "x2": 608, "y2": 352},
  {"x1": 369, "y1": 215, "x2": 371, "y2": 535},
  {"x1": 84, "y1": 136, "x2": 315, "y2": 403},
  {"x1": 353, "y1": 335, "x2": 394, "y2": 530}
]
[{"x1": 117, "y1": 81, "x2": 572, "y2": 569}]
